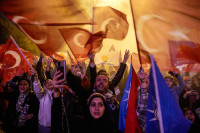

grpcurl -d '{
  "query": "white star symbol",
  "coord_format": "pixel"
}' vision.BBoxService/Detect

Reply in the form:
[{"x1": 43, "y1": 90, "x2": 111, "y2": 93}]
[
  {"x1": 147, "y1": 100, "x2": 159, "y2": 121},
  {"x1": 123, "y1": 90, "x2": 130, "y2": 102}
]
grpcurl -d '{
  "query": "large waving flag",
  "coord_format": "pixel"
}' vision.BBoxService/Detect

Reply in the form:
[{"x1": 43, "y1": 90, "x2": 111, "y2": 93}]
[
  {"x1": 119, "y1": 59, "x2": 142, "y2": 133},
  {"x1": 0, "y1": 0, "x2": 91, "y2": 54},
  {"x1": 0, "y1": 36, "x2": 34, "y2": 84},
  {"x1": 59, "y1": 28, "x2": 105, "y2": 61},
  {"x1": 131, "y1": 0, "x2": 200, "y2": 71},
  {"x1": 146, "y1": 55, "x2": 191, "y2": 133},
  {"x1": 93, "y1": 6, "x2": 129, "y2": 40}
]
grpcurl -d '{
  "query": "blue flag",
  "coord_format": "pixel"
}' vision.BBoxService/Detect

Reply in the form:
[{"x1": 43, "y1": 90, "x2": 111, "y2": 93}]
[
  {"x1": 118, "y1": 61, "x2": 133, "y2": 132},
  {"x1": 146, "y1": 55, "x2": 191, "y2": 133}
]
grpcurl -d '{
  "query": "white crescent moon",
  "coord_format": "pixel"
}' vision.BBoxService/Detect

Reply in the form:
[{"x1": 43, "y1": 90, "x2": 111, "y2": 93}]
[
  {"x1": 73, "y1": 33, "x2": 85, "y2": 48},
  {"x1": 5, "y1": 50, "x2": 21, "y2": 69},
  {"x1": 12, "y1": 16, "x2": 47, "y2": 44},
  {"x1": 137, "y1": 14, "x2": 164, "y2": 53},
  {"x1": 100, "y1": 18, "x2": 115, "y2": 32}
]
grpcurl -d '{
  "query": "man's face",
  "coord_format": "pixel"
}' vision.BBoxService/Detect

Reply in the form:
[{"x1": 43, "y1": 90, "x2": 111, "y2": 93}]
[
  {"x1": 94, "y1": 75, "x2": 109, "y2": 94},
  {"x1": 165, "y1": 78, "x2": 173, "y2": 88}
]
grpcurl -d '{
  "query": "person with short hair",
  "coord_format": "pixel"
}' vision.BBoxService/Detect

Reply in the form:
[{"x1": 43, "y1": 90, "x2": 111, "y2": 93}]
[{"x1": 164, "y1": 69, "x2": 185, "y2": 104}]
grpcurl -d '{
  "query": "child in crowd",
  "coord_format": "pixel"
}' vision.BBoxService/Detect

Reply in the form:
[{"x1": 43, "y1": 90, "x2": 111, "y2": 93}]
[{"x1": 180, "y1": 77, "x2": 200, "y2": 110}]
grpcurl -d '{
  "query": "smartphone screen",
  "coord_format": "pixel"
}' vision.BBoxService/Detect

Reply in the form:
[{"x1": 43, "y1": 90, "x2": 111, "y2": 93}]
[{"x1": 56, "y1": 60, "x2": 66, "y2": 81}]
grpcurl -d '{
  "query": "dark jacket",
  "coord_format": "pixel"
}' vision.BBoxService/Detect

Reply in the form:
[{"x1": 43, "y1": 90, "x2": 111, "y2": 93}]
[
  {"x1": 0, "y1": 91, "x2": 39, "y2": 133},
  {"x1": 90, "y1": 63, "x2": 127, "y2": 95},
  {"x1": 51, "y1": 91, "x2": 85, "y2": 133}
]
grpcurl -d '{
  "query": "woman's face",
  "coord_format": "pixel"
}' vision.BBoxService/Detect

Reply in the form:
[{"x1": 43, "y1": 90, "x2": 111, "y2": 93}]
[
  {"x1": 89, "y1": 97, "x2": 105, "y2": 119},
  {"x1": 184, "y1": 110, "x2": 196, "y2": 123},
  {"x1": 45, "y1": 79, "x2": 53, "y2": 90},
  {"x1": 19, "y1": 80, "x2": 29, "y2": 94}
]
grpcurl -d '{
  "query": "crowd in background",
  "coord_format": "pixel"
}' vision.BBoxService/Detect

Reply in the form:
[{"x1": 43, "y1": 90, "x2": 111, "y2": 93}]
[{"x1": 0, "y1": 50, "x2": 200, "y2": 133}]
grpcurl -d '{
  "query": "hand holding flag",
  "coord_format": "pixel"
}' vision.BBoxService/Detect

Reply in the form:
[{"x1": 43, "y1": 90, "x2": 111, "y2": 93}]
[{"x1": 0, "y1": 36, "x2": 33, "y2": 84}]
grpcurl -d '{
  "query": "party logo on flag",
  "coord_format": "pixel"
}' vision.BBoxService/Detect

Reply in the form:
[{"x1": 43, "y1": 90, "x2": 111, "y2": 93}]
[{"x1": 146, "y1": 55, "x2": 191, "y2": 133}]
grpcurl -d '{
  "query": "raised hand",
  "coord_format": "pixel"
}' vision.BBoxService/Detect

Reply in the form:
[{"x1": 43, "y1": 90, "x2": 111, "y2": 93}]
[
  {"x1": 52, "y1": 71, "x2": 66, "y2": 89},
  {"x1": 88, "y1": 53, "x2": 95, "y2": 67},
  {"x1": 88, "y1": 53, "x2": 95, "y2": 61},
  {"x1": 47, "y1": 56, "x2": 53, "y2": 66},
  {"x1": 30, "y1": 69, "x2": 38, "y2": 81},
  {"x1": 122, "y1": 49, "x2": 130, "y2": 64}
]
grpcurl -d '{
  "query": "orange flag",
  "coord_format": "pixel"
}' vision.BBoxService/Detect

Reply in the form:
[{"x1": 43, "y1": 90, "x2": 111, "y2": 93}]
[
  {"x1": 177, "y1": 43, "x2": 200, "y2": 63},
  {"x1": 60, "y1": 28, "x2": 105, "y2": 61},
  {"x1": 0, "y1": 0, "x2": 91, "y2": 53},
  {"x1": 0, "y1": 37, "x2": 33, "y2": 84},
  {"x1": 93, "y1": 6, "x2": 129, "y2": 40},
  {"x1": 131, "y1": 0, "x2": 200, "y2": 71},
  {"x1": 169, "y1": 40, "x2": 197, "y2": 66}
]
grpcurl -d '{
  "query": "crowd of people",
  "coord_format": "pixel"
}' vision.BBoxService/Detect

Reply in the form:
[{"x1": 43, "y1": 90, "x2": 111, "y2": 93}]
[{"x1": 0, "y1": 50, "x2": 200, "y2": 133}]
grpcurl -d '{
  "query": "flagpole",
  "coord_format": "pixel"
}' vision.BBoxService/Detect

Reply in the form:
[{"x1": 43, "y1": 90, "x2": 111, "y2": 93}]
[
  {"x1": 150, "y1": 54, "x2": 164, "y2": 133},
  {"x1": 91, "y1": 0, "x2": 94, "y2": 34},
  {"x1": 65, "y1": 45, "x2": 79, "y2": 64},
  {"x1": 89, "y1": 0, "x2": 94, "y2": 54},
  {"x1": 129, "y1": 0, "x2": 142, "y2": 65},
  {"x1": 10, "y1": 36, "x2": 34, "y2": 71}
]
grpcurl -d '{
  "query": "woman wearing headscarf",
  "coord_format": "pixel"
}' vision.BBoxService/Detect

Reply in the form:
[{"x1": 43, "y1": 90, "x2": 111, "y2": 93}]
[{"x1": 84, "y1": 93, "x2": 121, "y2": 133}]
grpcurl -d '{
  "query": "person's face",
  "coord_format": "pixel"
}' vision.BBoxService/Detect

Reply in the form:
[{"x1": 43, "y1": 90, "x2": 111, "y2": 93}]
[
  {"x1": 74, "y1": 67, "x2": 81, "y2": 77},
  {"x1": 89, "y1": 97, "x2": 105, "y2": 119},
  {"x1": 195, "y1": 107, "x2": 200, "y2": 119},
  {"x1": 165, "y1": 78, "x2": 173, "y2": 88},
  {"x1": 19, "y1": 80, "x2": 29, "y2": 94},
  {"x1": 185, "y1": 80, "x2": 192, "y2": 89},
  {"x1": 94, "y1": 75, "x2": 109, "y2": 94},
  {"x1": 45, "y1": 79, "x2": 53, "y2": 90},
  {"x1": 184, "y1": 110, "x2": 196, "y2": 123},
  {"x1": 137, "y1": 71, "x2": 146, "y2": 81}
]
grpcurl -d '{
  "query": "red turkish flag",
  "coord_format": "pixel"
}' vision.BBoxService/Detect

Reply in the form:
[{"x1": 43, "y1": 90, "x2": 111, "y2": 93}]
[
  {"x1": 93, "y1": 6, "x2": 129, "y2": 40},
  {"x1": 176, "y1": 43, "x2": 200, "y2": 63},
  {"x1": 125, "y1": 63, "x2": 142, "y2": 133},
  {"x1": 169, "y1": 40, "x2": 197, "y2": 66},
  {"x1": 60, "y1": 28, "x2": 105, "y2": 61},
  {"x1": 0, "y1": 37, "x2": 33, "y2": 84}
]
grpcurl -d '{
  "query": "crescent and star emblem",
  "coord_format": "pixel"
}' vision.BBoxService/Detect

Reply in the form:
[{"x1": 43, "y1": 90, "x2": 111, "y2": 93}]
[
  {"x1": 73, "y1": 33, "x2": 85, "y2": 48},
  {"x1": 2, "y1": 50, "x2": 21, "y2": 69},
  {"x1": 12, "y1": 16, "x2": 47, "y2": 44}
]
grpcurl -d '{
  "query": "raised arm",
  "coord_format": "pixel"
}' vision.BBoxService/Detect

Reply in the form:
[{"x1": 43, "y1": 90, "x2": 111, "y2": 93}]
[
  {"x1": 46, "y1": 56, "x2": 53, "y2": 79},
  {"x1": 88, "y1": 53, "x2": 97, "y2": 89},
  {"x1": 111, "y1": 49, "x2": 130, "y2": 87},
  {"x1": 31, "y1": 69, "x2": 44, "y2": 100},
  {"x1": 35, "y1": 53, "x2": 47, "y2": 85}
]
